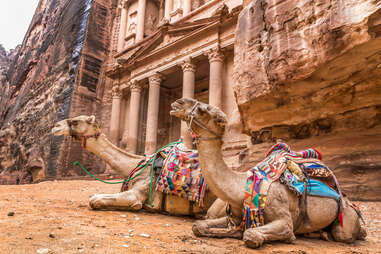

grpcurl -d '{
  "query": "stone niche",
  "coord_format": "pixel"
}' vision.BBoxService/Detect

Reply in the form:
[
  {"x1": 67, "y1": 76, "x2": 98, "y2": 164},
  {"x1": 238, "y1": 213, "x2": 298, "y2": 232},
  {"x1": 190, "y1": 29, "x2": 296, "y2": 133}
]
[
  {"x1": 125, "y1": 0, "x2": 138, "y2": 47},
  {"x1": 124, "y1": 0, "x2": 159, "y2": 46},
  {"x1": 144, "y1": 0, "x2": 159, "y2": 36}
]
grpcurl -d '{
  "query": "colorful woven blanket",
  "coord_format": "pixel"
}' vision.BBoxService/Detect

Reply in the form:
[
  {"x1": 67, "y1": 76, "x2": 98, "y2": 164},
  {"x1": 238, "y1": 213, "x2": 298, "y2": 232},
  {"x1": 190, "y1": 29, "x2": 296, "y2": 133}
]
[
  {"x1": 155, "y1": 144, "x2": 207, "y2": 207},
  {"x1": 242, "y1": 142, "x2": 341, "y2": 230}
]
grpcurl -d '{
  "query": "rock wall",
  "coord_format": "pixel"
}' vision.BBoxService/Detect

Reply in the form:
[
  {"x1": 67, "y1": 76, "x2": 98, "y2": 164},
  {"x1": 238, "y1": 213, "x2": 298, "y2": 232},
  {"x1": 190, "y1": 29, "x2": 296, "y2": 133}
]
[
  {"x1": 234, "y1": 0, "x2": 381, "y2": 200},
  {"x1": 0, "y1": 0, "x2": 116, "y2": 184}
]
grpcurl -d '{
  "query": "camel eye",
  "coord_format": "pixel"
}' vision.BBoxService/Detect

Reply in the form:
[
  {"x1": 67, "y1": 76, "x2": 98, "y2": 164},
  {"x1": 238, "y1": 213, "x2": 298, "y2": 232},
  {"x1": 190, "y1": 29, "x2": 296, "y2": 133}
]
[{"x1": 72, "y1": 120, "x2": 78, "y2": 126}]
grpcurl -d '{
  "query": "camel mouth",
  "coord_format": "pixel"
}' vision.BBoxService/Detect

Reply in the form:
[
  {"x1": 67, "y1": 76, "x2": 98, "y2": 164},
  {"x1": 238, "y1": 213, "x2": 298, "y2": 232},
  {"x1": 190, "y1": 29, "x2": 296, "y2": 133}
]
[
  {"x1": 170, "y1": 101, "x2": 183, "y2": 116},
  {"x1": 51, "y1": 123, "x2": 69, "y2": 136},
  {"x1": 51, "y1": 127, "x2": 64, "y2": 136}
]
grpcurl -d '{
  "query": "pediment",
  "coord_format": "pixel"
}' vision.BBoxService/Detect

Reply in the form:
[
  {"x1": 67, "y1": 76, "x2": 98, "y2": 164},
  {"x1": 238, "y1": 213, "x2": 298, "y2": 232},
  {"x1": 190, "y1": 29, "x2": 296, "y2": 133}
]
[{"x1": 116, "y1": 3, "x2": 241, "y2": 66}]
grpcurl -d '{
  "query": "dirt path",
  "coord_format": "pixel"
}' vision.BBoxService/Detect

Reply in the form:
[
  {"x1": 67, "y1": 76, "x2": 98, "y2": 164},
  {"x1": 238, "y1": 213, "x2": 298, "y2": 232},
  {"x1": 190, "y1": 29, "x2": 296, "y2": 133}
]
[{"x1": 0, "y1": 180, "x2": 380, "y2": 254}]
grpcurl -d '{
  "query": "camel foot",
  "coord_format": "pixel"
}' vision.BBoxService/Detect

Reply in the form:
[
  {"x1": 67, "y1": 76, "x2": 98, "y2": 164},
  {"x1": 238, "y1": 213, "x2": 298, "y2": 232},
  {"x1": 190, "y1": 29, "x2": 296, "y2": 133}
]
[{"x1": 243, "y1": 229, "x2": 265, "y2": 248}]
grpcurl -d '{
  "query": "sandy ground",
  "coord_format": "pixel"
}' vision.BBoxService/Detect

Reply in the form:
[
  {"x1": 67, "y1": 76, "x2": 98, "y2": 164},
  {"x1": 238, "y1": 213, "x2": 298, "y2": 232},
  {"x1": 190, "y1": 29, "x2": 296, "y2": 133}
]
[{"x1": 0, "y1": 180, "x2": 380, "y2": 254}]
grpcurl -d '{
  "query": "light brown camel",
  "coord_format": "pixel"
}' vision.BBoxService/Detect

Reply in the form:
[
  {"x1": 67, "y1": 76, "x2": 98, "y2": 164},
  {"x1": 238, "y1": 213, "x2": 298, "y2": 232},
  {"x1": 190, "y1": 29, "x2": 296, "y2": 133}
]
[
  {"x1": 170, "y1": 98, "x2": 366, "y2": 248},
  {"x1": 52, "y1": 115, "x2": 226, "y2": 217}
]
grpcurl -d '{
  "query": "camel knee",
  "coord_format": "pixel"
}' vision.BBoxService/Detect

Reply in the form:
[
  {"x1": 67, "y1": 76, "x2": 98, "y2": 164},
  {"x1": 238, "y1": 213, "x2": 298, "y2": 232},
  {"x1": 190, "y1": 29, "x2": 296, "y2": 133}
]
[
  {"x1": 192, "y1": 220, "x2": 208, "y2": 237},
  {"x1": 243, "y1": 229, "x2": 265, "y2": 249},
  {"x1": 358, "y1": 226, "x2": 367, "y2": 240},
  {"x1": 331, "y1": 206, "x2": 363, "y2": 243}
]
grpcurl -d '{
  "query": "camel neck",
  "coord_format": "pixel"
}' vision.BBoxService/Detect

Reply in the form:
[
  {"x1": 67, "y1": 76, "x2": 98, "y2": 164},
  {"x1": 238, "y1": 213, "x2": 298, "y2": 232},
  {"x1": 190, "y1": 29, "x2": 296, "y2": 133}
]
[
  {"x1": 85, "y1": 134, "x2": 144, "y2": 178},
  {"x1": 197, "y1": 138, "x2": 246, "y2": 210}
]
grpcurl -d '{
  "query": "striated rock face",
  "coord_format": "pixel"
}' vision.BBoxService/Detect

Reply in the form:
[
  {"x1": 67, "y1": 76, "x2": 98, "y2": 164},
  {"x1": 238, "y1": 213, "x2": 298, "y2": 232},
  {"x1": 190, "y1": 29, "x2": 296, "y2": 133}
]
[
  {"x1": 234, "y1": 0, "x2": 381, "y2": 200},
  {"x1": 0, "y1": 0, "x2": 116, "y2": 184}
]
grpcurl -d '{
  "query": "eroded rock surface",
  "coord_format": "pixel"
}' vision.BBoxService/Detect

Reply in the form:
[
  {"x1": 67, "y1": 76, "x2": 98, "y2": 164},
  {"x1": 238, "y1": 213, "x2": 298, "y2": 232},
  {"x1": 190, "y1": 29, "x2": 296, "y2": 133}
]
[
  {"x1": 0, "y1": 0, "x2": 115, "y2": 184},
  {"x1": 234, "y1": 0, "x2": 381, "y2": 200}
]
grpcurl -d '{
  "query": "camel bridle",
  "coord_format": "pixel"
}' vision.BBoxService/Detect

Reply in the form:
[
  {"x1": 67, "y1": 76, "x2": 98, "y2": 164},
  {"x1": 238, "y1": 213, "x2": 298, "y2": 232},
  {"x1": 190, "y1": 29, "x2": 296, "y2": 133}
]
[
  {"x1": 67, "y1": 119, "x2": 100, "y2": 148},
  {"x1": 186, "y1": 102, "x2": 222, "y2": 142}
]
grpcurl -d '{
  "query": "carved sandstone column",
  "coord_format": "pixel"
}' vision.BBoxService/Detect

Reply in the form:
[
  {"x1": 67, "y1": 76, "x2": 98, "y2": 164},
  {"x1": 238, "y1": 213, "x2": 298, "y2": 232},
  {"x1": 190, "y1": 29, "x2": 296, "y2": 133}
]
[
  {"x1": 183, "y1": 0, "x2": 192, "y2": 15},
  {"x1": 110, "y1": 84, "x2": 122, "y2": 145},
  {"x1": 208, "y1": 48, "x2": 224, "y2": 109},
  {"x1": 127, "y1": 81, "x2": 142, "y2": 154},
  {"x1": 164, "y1": 0, "x2": 173, "y2": 20},
  {"x1": 181, "y1": 58, "x2": 196, "y2": 149},
  {"x1": 117, "y1": 1, "x2": 128, "y2": 52},
  {"x1": 145, "y1": 73, "x2": 163, "y2": 154},
  {"x1": 136, "y1": 0, "x2": 147, "y2": 42}
]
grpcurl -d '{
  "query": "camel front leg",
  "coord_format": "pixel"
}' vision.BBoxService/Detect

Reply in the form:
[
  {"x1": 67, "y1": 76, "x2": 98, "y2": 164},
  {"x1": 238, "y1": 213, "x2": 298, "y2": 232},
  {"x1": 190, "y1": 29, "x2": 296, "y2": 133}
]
[
  {"x1": 205, "y1": 198, "x2": 228, "y2": 219},
  {"x1": 89, "y1": 189, "x2": 146, "y2": 211},
  {"x1": 243, "y1": 182, "x2": 296, "y2": 248},
  {"x1": 192, "y1": 217, "x2": 243, "y2": 239},
  {"x1": 243, "y1": 219, "x2": 295, "y2": 248}
]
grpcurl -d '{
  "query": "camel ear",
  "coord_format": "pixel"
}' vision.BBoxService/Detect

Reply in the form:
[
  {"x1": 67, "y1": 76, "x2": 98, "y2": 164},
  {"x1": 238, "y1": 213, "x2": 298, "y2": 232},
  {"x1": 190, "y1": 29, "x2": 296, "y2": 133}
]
[
  {"x1": 87, "y1": 115, "x2": 96, "y2": 124},
  {"x1": 215, "y1": 113, "x2": 227, "y2": 129}
]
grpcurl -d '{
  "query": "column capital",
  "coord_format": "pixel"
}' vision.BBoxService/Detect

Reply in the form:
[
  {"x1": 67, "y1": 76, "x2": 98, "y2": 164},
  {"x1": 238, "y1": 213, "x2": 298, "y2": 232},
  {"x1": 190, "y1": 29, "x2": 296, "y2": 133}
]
[
  {"x1": 119, "y1": 0, "x2": 128, "y2": 9},
  {"x1": 129, "y1": 80, "x2": 142, "y2": 93},
  {"x1": 207, "y1": 48, "x2": 224, "y2": 63},
  {"x1": 148, "y1": 73, "x2": 164, "y2": 86},
  {"x1": 112, "y1": 84, "x2": 122, "y2": 98},
  {"x1": 181, "y1": 58, "x2": 196, "y2": 73}
]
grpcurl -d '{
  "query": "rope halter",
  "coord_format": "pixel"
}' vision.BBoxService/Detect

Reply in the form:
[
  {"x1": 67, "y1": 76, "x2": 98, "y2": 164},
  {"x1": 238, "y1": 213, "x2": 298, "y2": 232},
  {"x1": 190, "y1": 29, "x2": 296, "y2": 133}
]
[
  {"x1": 186, "y1": 102, "x2": 222, "y2": 142},
  {"x1": 67, "y1": 119, "x2": 100, "y2": 148}
]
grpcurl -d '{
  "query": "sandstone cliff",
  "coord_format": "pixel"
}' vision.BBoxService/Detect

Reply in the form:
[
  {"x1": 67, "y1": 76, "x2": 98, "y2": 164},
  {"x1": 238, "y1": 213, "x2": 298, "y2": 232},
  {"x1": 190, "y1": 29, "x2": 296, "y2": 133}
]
[
  {"x1": 234, "y1": 0, "x2": 381, "y2": 200},
  {"x1": 0, "y1": 0, "x2": 116, "y2": 184}
]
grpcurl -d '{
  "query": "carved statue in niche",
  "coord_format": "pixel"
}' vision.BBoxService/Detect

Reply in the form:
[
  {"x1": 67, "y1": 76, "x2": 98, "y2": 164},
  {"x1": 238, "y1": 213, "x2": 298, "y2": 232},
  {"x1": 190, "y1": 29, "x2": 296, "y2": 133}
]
[
  {"x1": 127, "y1": 12, "x2": 137, "y2": 35},
  {"x1": 146, "y1": 14, "x2": 157, "y2": 34},
  {"x1": 192, "y1": 0, "x2": 204, "y2": 10},
  {"x1": 128, "y1": 22, "x2": 136, "y2": 33}
]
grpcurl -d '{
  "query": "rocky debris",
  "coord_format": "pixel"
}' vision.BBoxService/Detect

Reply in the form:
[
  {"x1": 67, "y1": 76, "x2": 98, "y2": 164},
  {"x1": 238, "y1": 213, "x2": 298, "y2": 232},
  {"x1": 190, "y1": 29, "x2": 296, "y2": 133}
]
[
  {"x1": 234, "y1": 0, "x2": 381, "y2": 200},
  {"x1": 139, "y1": 233, "x2": 151, "y2": 238},
  {"x1": 36, "y1": 248, "x2": 50, "y2": 254}
]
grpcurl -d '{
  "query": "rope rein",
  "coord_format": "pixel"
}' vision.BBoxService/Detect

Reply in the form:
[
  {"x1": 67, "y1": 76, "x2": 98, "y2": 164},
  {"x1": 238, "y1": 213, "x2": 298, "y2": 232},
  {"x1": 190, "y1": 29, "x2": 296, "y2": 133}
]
[{"x1": 73, "y1": 141, "x2": 182, "y2": 207}]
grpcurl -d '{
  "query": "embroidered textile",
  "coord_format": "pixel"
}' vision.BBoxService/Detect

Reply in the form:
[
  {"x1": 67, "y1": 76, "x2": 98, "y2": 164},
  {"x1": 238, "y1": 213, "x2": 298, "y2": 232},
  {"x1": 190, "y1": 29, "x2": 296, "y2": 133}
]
[
  {"x1": 280, "y1": 170, "x2": 340, "y2": 200},
  {"x1": 155, "y1": 144, "x2": 207, "y2": 206},
  {"x1": 242, "y1": 142, "x2": 339, "y2": 230}
]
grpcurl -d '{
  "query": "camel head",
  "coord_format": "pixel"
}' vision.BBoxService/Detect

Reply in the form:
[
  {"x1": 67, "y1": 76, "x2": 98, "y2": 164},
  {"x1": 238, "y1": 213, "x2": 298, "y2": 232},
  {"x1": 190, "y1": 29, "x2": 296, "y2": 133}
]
[
  {"x1": 52, "y1": 115, "x2": 99, "y2": 138},
  {"x1": 170, "y1": 98, "x2": 227, "y2": 139}
]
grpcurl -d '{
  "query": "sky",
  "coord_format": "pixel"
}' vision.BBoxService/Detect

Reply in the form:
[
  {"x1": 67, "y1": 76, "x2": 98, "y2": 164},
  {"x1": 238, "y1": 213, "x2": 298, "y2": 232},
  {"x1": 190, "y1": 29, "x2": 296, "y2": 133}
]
[{"x1": 0, "y1": 0, "x2": 40, "y2": 51}]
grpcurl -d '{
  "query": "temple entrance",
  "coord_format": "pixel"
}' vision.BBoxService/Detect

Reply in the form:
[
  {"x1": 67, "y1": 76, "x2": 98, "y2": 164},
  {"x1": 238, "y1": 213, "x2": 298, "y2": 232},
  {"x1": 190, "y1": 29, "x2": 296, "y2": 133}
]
[{"x1": 154, "y1": 58, "x2": 210, "y2": 152}]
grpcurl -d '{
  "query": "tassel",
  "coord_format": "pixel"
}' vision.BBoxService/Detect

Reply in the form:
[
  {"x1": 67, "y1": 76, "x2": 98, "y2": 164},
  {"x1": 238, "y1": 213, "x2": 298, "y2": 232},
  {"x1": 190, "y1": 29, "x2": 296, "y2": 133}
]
[{"x1": 339, "y1": 212, "x2": 343, "y2": 227}]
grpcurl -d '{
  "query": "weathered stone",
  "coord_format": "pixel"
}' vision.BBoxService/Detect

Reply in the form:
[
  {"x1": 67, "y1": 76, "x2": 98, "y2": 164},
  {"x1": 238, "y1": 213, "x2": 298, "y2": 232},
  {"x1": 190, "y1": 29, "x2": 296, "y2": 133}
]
[
  {"x1": 0, "y1": 0, "x2": 116, "y2": 184},
  {"x1": 234, "y1": 0, "x2": 381, "y2": 200}
]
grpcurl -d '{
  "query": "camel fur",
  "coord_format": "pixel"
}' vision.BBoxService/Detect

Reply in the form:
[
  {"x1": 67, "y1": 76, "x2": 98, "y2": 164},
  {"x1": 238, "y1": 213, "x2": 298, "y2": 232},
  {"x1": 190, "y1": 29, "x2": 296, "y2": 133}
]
[
  {"x1": 170, "y1": 98, "x2": 366, "y2": 248},
  {"x1": 52, "y1": 115, "x2": 222, "y2": 217}
]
